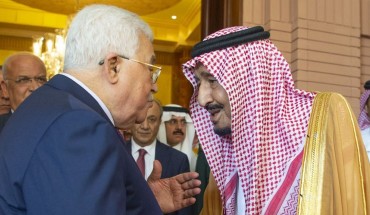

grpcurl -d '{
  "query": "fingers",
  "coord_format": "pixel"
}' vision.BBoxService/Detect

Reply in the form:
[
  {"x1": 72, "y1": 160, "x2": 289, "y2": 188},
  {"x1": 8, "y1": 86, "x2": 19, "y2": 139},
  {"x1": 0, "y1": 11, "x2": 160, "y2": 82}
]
[
  {"x1": 168, "y1": 172, "x2": 201, "y2": 199},
  {"x1": 179, "y1": 173, "x2": 201, "y2": 199},
  {"x1": 174, "y1": 171, "x2": 199, "y2": 183},
  {"x1": 147, "y1": 160, "x2": 162, "y2": 182},
  {"x1": 173, "y1": 172, "x2": 201, "y2": 197},
  {"x1": 180, "y1": 175, "x2": 201, "y2": 190},
  {"x1": 179, "y1": 197, "x2": 197, "y2": 209},
  {"x1": 183, "y1": 187, "x2": 201, "y2": 199}
]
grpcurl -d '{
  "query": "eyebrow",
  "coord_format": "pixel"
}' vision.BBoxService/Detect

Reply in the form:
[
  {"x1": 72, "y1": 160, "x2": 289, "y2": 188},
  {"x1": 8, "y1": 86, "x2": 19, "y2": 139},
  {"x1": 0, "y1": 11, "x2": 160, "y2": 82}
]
[
  {"x1": 198, "y1": 71, "x2": 214, "y2": 79},
  {"x1": 16, "y1": 75, "x2": 44, "y2": 78}
]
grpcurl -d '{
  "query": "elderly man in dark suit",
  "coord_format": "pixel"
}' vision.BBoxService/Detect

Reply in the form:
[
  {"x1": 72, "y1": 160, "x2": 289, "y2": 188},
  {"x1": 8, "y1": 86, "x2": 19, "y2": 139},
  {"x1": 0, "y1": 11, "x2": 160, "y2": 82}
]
[
  {"x1": 0, "y1": 4, "x2": 200, "y2": 215},
  {"x1": 0, "y1": 53, "x2": 46, "y2": 133},
  {"x1": 126, "y1": 99, "x2": 191, "y2": 215}
]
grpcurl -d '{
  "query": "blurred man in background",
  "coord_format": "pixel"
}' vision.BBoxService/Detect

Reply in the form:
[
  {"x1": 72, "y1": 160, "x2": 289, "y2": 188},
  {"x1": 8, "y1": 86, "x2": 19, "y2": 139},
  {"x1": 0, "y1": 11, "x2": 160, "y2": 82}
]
[
  {"x1": 126, "y1": 99, "x2": 191, "y2": 215},
  {"x1": 158, "y1": 104, "x2": 197, "y2": 171},
  {"x1": 0, "y1": 52, "x2": 46, "y2": 132}
]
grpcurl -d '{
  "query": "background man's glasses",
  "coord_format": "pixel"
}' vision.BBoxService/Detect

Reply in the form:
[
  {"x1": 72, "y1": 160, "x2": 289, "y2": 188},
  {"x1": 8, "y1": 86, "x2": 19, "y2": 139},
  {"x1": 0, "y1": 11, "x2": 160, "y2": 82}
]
[
  {"x1": 5, "y1": 76, "x2": 47, "y2": 85},
  {"x1": 99, "y1": 55, "x2": 161, "y2": 84}
]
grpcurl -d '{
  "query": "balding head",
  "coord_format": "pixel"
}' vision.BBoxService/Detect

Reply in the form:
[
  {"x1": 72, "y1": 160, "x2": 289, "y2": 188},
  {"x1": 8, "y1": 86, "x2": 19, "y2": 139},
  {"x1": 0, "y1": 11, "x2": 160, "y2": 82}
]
[
  {"x1": 1, "y1": 52, "x2": 47, "y2": 110},
  {"x1": 2, "y1": 53, "x2": 46, "y2": 79}
]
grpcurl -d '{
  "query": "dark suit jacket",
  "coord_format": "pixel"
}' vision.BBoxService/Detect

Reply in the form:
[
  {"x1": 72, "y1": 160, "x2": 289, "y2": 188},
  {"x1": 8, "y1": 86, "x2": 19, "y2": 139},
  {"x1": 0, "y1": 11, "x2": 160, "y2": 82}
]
[
  {"x1": 0, "y1": 75, "x2": 162, "y2": 215},
  {"x1": 126, "y1": 140, "x2": 191, "y2": 215},
  {"x1": 0, "y1": 111, "x2": 11, "y2": 133}
]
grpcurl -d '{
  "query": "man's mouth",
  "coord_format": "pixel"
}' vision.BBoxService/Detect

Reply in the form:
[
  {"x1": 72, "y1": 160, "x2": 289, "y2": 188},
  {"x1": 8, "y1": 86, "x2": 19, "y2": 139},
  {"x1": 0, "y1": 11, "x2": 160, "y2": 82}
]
[
  {"x1": 206, "y1": 103, "x2": 223, "y2": 114},
  {"x1": 208, "y1": 108, "x2": 220, "y2": 116},
  {"x1": 205, "y1": 104, "x2": 223, "y2": 124},
  {"x1": 210, "y1": 111, "x2": 221, "y2": 124}
]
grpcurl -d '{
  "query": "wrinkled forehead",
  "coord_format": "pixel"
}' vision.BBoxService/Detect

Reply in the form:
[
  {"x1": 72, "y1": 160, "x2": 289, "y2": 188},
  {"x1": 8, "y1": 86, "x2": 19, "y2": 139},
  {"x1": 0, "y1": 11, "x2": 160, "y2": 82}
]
[
  {"x1": 194, "y1": 63, "x2": 215, "y2": 79},
  {"x1": 183, "y1": 52, "x2": 228, "y2": 87}
]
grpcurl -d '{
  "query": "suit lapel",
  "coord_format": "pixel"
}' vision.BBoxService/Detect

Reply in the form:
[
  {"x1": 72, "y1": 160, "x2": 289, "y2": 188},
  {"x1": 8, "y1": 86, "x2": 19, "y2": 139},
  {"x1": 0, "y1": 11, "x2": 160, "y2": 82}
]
[
  {"x1": 125, "y1": 140, "x2": 133, "y2": 153},
  {"x1": 155, "y1": 140, "x2": 170, "y2": 177}
]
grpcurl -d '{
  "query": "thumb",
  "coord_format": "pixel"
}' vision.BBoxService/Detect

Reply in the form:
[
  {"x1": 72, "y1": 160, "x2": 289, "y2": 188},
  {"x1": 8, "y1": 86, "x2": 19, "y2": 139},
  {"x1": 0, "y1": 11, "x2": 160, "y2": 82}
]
[{"x1": 148, "y1": 160, "x2": 162, "y2": 182}]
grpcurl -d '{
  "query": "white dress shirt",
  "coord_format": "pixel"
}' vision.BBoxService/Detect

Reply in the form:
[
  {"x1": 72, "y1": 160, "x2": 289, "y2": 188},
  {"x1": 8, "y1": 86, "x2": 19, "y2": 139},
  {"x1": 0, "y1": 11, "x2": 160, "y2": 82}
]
[{"x1": 131, "y1": 139, "x2": 156, "y2": 180}]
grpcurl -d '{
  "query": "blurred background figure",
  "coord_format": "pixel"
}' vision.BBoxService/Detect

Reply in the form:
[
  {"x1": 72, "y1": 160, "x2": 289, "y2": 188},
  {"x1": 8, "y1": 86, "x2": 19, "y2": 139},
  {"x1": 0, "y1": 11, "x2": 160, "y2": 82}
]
[
  {"x1": 358, "y1": 80, "x2": 370, "y2": 162},
  {"x1": 0, "y1": 52, "x2": 47, "y2": 132},
  {"x1": 122, "y1": 129, "x2": 133, "y2": 142},
  {"x1": 126, "y1": 99, "x2": 191, "y2": 215},
  {"x1": 157, "y1": 104, "x2": 197, "y2": 171},
  {"x1": 0, "y1": 65, "x2": 10, "y2": 115}
]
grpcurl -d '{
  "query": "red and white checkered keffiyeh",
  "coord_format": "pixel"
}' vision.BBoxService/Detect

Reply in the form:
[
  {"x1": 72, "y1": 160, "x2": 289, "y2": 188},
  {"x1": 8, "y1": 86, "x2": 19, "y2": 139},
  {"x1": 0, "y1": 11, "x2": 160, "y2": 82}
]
[
  {"x1": 182, "y1": 26, "x2": 316, "y2": 214},
  {"x1": 358, "y1": 90, "x2": 370, "y2": 130}
]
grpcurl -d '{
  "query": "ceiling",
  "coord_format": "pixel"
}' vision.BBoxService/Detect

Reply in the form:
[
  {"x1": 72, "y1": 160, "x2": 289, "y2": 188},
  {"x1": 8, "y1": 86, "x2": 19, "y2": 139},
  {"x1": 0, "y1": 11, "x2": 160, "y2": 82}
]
[
  {"x1": 0, "y1": 0, "x2": 201, "y2": 53},
  {"x1": 12, "y1": 0, "x2": 183, "y2": 15}
]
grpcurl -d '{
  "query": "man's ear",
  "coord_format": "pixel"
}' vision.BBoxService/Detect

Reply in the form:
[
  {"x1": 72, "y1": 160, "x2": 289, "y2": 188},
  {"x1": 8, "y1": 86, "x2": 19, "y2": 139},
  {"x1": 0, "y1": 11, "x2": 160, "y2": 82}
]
[{"x1": 102, "y1": 53, "x2": 120, "y2": 83}]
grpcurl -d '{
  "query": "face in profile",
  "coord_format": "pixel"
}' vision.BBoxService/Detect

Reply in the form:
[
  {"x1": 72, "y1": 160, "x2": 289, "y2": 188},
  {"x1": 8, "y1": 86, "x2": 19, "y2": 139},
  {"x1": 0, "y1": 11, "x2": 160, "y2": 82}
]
[
  {"x1": 164, "y1": 116, "x2": 187, "y2": 147},
  {"x1": 1, "y1": 55, "x2": 47, "y2": 111},
  {"x1": 131, "y1": 101, "x2": 162, "y2": 147},
  {"x1": 194, "y1": 63, "x2": 231, "y2": 136},
  {"x1": 114, "y1": 34, "x2": 158, "y2": 128},
  {"x1": 0, "y1": 71, "x2": 10, "y2": 114}
]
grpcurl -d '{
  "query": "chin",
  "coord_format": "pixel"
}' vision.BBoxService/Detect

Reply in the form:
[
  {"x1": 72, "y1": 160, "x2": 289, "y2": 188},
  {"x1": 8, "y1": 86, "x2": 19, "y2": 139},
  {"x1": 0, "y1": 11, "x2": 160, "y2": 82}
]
[{"x1": 214, "y1": 126, "x2": 232, "y2": 136}]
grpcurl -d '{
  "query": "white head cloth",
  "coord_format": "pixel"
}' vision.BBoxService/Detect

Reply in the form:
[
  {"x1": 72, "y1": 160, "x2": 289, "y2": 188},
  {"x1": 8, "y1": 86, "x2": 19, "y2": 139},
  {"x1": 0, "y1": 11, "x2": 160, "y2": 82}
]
[
  {"x1": 157, "y1": 104, "x2": 197, "y2": 171},
  {"x1": 182, "y1": 26, "x2": 316, "y2": 214}
]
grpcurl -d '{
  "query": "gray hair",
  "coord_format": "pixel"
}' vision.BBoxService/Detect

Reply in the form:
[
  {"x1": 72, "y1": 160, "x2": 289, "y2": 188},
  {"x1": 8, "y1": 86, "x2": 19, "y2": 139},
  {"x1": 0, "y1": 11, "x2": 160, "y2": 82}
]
[{"x1": 63, "y1": 4, "x2": 153, "y2": 72}]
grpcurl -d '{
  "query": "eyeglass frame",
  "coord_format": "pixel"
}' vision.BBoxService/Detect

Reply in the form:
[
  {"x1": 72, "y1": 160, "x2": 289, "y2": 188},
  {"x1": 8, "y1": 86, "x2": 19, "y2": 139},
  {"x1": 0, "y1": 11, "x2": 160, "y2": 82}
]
[
  {"x1": 98, "y1": 55, "x2": 161, "y2": 84},
  {"x1": 4, "y1": 76, "x2": 47, "y2": 85}
]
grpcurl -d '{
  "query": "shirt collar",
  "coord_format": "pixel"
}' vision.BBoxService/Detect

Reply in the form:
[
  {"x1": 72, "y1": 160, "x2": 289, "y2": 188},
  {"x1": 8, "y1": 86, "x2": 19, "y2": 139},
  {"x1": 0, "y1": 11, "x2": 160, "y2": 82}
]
[
  {"x1": 60, "y1": 73, "x2": 114, "y2": 125},
  {"x1": 131, "y1": 138, "x2": 156, "y2": 156}
]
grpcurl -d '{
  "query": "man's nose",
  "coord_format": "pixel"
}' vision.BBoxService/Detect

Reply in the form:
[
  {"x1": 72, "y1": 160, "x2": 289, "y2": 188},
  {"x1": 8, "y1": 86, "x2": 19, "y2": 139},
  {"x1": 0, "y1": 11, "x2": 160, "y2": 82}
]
[
  {"x1": 197, "y1": 83, "x2": 212, "y2": 107},
  {"x1": 140, "y1": 119, "x2": 150, "y2": 129}
]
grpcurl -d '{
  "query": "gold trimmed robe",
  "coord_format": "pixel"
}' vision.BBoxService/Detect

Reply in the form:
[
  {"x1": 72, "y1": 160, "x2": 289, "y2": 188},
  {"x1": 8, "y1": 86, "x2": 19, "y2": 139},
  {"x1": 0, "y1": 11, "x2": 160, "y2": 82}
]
[
  {"x1": 298, "y1": 92, "x2": 370, "y2": 214},
  {"x1": 201, "y1": 92, "x2": 370, "y2": 214}
]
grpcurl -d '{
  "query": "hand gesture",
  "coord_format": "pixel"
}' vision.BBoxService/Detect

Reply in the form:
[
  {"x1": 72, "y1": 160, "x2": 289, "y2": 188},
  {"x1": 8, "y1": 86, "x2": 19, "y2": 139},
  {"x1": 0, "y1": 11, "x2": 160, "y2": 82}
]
[{"x1": 147, "y1": 160, "x2": 201, "y2": 213}]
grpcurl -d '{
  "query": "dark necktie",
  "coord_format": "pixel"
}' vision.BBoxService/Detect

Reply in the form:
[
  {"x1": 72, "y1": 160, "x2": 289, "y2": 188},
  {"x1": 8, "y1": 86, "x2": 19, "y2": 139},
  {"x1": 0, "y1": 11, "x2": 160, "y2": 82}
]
[{"x1": 136, "y1": 149, "x2": 147, "y2": 177}]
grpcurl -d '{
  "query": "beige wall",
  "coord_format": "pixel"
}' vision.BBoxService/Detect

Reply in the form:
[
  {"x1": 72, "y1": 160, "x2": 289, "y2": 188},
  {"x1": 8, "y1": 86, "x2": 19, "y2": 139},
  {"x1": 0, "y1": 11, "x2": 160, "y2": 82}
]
[
  {"x1": 242, "y1": 0, "x2": 370, "y2": 115},
  {"x1": 155, "y1": 65, "x2": 173, "y2": 106}
]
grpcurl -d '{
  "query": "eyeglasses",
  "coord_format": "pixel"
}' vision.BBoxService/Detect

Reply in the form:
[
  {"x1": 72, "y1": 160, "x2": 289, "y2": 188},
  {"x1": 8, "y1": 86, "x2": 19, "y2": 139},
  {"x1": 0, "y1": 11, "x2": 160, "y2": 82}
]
[
  {"x1": 165, "y1": 119, "x2": 188, "y2": 126},
  {"x1": 99, "y1": 55, "x2": 161, "y2": 84},
  {"x1": 5, "y1": 76, "x2": 47, "y2": 85}
]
